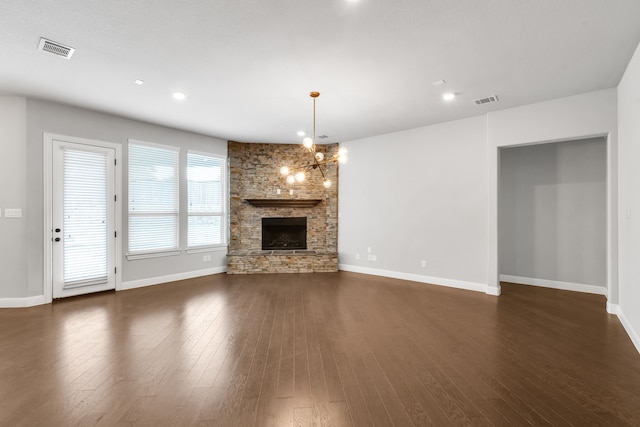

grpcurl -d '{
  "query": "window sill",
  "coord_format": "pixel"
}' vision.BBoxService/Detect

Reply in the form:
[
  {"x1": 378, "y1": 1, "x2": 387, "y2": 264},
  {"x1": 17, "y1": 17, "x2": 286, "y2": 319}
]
[
  {"x1": 186, "y1": 245, "x2": 228, "y2": 254},
  {"x1": 126, "y1": 250, "x2": 181, "y2": 261}
]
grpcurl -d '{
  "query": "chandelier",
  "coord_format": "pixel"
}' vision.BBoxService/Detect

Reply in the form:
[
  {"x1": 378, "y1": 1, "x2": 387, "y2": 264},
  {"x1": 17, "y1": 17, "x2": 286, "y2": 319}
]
[{"x1": 279, "y1": 91, "x2": 348, "y2": 189}]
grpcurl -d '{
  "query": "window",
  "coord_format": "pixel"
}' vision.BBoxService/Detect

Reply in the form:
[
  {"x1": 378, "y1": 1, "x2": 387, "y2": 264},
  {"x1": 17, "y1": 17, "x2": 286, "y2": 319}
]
[
  {"x1": 128, "y1": 141, "x2": 179, "y2": 254},
  {"x1": 187, "y1": 151, "x2": 225, "y2": 248}
]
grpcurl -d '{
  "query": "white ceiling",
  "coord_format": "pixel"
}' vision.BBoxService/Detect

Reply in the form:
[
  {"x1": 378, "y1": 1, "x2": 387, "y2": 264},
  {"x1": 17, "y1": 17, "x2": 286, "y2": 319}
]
[{"x1": 2, "y1": 0, "x2": 640, "y2": 144}]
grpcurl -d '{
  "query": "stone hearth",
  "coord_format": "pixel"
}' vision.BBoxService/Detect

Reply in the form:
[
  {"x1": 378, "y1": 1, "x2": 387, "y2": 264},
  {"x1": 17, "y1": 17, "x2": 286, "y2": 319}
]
[
  {"x1": 226, "y1": 250, "x2": 338, "y2": 274},
  {"x1": 227, "y1": 141, "x2": 339, "y2": 274}
]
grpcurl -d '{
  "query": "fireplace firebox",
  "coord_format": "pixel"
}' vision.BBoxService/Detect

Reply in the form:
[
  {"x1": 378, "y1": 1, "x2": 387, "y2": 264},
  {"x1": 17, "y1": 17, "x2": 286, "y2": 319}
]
[{"x1": 262, "y1": 217, "x2": 307, "y2": 250}]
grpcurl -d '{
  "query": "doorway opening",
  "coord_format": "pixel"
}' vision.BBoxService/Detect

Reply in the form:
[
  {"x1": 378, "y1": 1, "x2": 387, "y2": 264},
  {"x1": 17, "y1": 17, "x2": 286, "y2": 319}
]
[{"x1": 498, "y1": 136, "x2": 608, "y2": 296}]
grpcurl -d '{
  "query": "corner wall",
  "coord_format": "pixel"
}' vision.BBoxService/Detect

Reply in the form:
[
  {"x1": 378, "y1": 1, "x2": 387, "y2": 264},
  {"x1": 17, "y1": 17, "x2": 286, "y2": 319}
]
[
  {"x1": 339, "y1": 88, "x2": 618, "y2": 299},
  {"x1": 618, "y1": 41, "x2": 640, "y2": 352}
]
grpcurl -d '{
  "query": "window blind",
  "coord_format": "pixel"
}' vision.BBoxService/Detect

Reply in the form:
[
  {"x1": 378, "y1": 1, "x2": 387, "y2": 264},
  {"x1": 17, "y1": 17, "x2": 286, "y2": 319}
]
[
  {"x1": 187, "y1": 152, "x2": 225, "y2": 247},
  {"x1": 63, "y1": 149, "x2": 109, "y2": 285},
  {"x1": 129, "y1": 142, "x2": 179, "y2": 253}
]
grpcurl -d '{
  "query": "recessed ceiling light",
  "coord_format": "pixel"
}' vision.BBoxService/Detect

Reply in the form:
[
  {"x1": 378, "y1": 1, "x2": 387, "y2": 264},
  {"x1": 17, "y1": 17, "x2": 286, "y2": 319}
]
[
  {"x1": 442, "y1": 92, "x2": 456, "y2": 101},
  {"x1": 134, "y1": 79, "x2": 144, "y2": 85},
  {"x1": 297, "y1": 131, "x2": 306, "y2": 137},
  {"x1": 173, "y1": 92, "x2": 186, "y2": 100}
]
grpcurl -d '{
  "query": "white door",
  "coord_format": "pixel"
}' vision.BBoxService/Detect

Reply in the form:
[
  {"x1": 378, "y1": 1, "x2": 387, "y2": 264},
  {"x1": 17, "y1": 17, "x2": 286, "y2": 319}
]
[{"x1": 52, "y1": 139, "x2": 117, "y2": 298}]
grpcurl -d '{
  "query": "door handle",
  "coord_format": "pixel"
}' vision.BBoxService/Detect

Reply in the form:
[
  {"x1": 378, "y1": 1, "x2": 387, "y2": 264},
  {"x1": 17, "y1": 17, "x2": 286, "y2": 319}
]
[
  {"x1": 54, "y1": 237, "x2": 61, "y2": 242},
  {"x1": 55, "y1": 228, "x2": 61, "y2": 233}
]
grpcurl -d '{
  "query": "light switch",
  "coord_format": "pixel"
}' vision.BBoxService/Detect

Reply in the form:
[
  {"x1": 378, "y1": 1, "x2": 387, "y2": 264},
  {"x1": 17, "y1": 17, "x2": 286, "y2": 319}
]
[{"x1": 4, "y1": 208, "x2": 22, "y2": 218}]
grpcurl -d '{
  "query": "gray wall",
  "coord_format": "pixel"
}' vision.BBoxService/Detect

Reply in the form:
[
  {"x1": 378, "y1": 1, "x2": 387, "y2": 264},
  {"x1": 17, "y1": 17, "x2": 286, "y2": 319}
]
[
  {"x1": 499, "y1": 138, "x2": 607, "y2": 287},
  {"x1": 0, "y1": 97, "x2": 28, "y2": 297},
  {"x1": 1, "y1": 97, "x2": 227, "y2": 299},
  {"x1": 339, "y1": 116, "x2": 490, "y2": 290}
]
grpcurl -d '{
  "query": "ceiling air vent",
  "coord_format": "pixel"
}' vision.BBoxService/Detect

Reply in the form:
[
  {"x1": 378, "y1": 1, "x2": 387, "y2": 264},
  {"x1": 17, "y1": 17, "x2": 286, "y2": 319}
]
[
  {"x1": 317, "y1": 135, "x2": 329, "y2": 139},
  {"x1": 474, "y1": 95, "x2": 499, "y2": 106},
  {"x1": 38, "y1": 37, "x2": 75, "y2": 59}
]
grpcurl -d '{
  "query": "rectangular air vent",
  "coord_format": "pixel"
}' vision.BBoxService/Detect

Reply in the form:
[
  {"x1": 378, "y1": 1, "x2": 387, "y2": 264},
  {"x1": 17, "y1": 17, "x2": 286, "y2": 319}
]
[
  {"x1": 317, "y1": 135, "x2": 329, "y2": 139},
  {"x1": 38, "y1": 37, "x2": 75, "y2": 59},
  {"x1": 474, "y1": 95, "x2": 499, "y2": 106}
]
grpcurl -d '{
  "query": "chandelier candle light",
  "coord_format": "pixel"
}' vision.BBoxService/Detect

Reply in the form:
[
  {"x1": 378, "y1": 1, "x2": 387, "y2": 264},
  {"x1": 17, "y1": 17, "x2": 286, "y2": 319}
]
[{"x1": 280, "y1": 92, "x2": 348, "y2": 189}]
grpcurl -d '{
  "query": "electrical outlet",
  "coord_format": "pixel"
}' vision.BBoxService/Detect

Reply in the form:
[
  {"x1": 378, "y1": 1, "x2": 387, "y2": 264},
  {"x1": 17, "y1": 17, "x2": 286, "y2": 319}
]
[
  {"x1": 372, "y1": 255, "x2": 377, "y2": 262},
  {"x1": 4, "y1": 208, "x2": 22, "y2": 218},
  {"x1": 367, "y1": 247, "x2": 372, "y2": 253},
  {"x1": 421, "y1": 260, "x2": 427, "y2": 268},
  {"x1": 355, "y1": 253, "x2": 360, "y2": 260}
]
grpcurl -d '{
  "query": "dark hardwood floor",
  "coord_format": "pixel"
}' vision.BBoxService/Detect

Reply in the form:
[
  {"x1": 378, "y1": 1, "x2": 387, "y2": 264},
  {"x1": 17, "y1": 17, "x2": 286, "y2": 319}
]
[{"x1": 1, "y1": 272, "x2": 639, "y2": 426}]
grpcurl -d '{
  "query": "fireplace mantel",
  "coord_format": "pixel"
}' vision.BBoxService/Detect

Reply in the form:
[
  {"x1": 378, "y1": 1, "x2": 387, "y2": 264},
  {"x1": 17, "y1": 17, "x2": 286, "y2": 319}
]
[{"x1": 244, "y1": 199, "x2": 322, "y2": 208}]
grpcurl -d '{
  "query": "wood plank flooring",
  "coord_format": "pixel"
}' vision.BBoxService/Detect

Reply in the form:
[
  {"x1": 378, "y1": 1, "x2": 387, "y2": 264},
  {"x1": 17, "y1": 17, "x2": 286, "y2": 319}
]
[{"x1": 1, "y1": 272, "x2": 639, "y2": 426}]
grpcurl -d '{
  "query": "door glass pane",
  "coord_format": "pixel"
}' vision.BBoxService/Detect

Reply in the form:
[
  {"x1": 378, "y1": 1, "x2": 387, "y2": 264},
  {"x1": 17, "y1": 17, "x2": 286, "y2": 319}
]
[{"x1": 63, "y1": 149, "x2": 108, "y2": 285}]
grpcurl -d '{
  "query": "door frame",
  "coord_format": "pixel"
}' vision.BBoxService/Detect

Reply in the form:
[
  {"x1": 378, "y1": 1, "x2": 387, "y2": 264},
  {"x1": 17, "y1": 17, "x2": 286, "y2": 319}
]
[
  {"x1": 43, "y1": 133, "x2": 122, "y2": 303},
  {"x1": 491, "y1": 132, "x2": 617, "y2": 304}
]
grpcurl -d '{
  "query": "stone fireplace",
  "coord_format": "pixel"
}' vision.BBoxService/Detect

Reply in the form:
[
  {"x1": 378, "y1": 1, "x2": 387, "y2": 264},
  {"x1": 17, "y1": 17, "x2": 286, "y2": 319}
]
[{"x1": 226, "y1": 141, "x2": 339, "y2": 274}]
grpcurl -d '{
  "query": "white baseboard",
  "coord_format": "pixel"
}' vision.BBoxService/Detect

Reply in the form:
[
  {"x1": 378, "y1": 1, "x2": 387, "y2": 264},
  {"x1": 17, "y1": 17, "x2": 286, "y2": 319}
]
[
  {"x1": 486, "y1": 285, "x2": 502, "y2": 296},
  {"x1": 118, "y1": 266, "x2": 227, "y2": 291},
  {"x1": 0, "y1": 294, "x2": 47, "y2": 308},
  {"x1": 339, "y1": 264, "x2": 488, "y2": 294},
  {"x1": 1, "y1": 268, "x2": 228, "y2": 308},
  {"x1": 616, "y1": 306, "x2": 640, "y2": 355},
  {"x1": 499, "y1": 274, "x2": 607, "y2": 296},
  {"x1": 606, "y1": 302, "x2": 619, "y2": 315}
]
